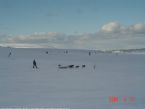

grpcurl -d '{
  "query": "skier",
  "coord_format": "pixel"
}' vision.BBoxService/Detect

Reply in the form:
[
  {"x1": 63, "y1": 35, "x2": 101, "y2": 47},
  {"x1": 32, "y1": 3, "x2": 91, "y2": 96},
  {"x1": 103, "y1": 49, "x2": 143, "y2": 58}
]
[{"x1": 33, "y1": 59, "x2": 38, "y2": 69}]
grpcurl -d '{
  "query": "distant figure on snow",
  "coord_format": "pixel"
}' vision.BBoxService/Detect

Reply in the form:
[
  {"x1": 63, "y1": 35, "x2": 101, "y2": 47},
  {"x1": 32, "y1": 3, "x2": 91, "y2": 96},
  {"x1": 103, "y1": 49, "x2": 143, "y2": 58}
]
[
  {"x1": 46, "y1": 51, "x2": 48, "y2": 54},
  {"x1": 8, "y1": 52, "x2": 12, "y2": 57},
  {"x1": 33, "y1": 59, "x2": 38, "y2": 69},
  {"x1": 66, "y1": 50, "x2": 68, "y2": 54},
  {"x1": 93, "y1": 65, "x2": 96, "y2": 70},
  {"x1": 89, "y1": 52, "x2": 91, "y2": 56}
]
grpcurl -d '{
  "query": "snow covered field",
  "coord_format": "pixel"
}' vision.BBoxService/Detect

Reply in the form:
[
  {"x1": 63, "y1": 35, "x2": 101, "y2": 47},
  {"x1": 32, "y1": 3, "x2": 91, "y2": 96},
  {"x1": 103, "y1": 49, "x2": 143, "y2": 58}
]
[{"x1": 0, "y1": 48, "x2": 145, "y2": 109}]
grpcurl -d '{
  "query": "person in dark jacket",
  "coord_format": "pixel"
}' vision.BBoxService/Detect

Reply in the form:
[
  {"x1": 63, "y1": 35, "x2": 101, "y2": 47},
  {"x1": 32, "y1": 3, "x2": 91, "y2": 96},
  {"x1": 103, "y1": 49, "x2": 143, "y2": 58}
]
[{"x1": 33, "y1": 59, "x2": 38, "y2": 69}]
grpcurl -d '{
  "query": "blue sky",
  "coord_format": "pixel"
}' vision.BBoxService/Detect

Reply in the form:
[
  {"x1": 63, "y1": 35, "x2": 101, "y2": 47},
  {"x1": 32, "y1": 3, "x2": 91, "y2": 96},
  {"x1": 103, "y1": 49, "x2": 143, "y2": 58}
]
[{"x1": 0, "y1": 0, "x2": 145, "y2": 49}]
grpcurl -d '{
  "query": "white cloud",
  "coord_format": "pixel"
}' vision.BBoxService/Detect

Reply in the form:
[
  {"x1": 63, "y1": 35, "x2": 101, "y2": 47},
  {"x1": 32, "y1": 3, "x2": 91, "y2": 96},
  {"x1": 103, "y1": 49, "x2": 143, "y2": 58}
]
[
  {"x1": 100, "y1": 22, "x2": 123, "y2": 33},
  {"x1": 7, "y1": 32, "x2": 66, "y2": 43},
  {"x1": 0, "y1": 43, "x2": 50, "y2": 48},
  {"x1": 100, "y1": 22, "x2": 145, "y2": 34},
  {"x1": 1, "y1": 22, "x2": 145, "y2": 50},
  {"x1": 128, "y1": 23, "x2": 145, "y2": 34}
]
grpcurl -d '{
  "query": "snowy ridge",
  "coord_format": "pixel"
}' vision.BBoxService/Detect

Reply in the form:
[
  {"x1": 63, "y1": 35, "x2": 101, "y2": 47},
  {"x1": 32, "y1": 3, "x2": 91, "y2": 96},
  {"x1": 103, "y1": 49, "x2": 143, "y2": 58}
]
[
  {"x1": 103, "y1": 48, "x2": 145, "y2": 54},
  {"x1": 1, "y1": 46, "x2": 145, "y2": 54}
]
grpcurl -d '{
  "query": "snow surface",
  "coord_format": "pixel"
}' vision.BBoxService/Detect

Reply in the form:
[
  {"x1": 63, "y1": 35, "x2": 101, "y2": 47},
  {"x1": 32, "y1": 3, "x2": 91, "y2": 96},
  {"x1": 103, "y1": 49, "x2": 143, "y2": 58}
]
[{"x1": 0, "y1": 48, "x2": 145, "y2": 109}]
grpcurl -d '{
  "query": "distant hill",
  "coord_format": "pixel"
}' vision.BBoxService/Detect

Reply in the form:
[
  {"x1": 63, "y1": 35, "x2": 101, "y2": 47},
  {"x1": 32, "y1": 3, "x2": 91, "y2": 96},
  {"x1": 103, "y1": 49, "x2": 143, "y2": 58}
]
[
  {"x1": 109, "y1": 48, "x2": 145, "y2": 54},
  {"x1": 0, "y1": 45, "x2": 145, "y2": 54}
]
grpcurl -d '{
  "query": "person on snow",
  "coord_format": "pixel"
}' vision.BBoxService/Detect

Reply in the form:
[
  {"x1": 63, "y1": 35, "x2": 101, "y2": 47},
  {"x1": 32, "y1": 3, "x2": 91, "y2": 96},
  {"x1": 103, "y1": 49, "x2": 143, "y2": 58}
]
[
  {"x1": 33, "y1": 59, "x2": 38, "y2": 69},
  {"x1": 8, "y1": 52, "x2": 12, "y2": 57}
]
